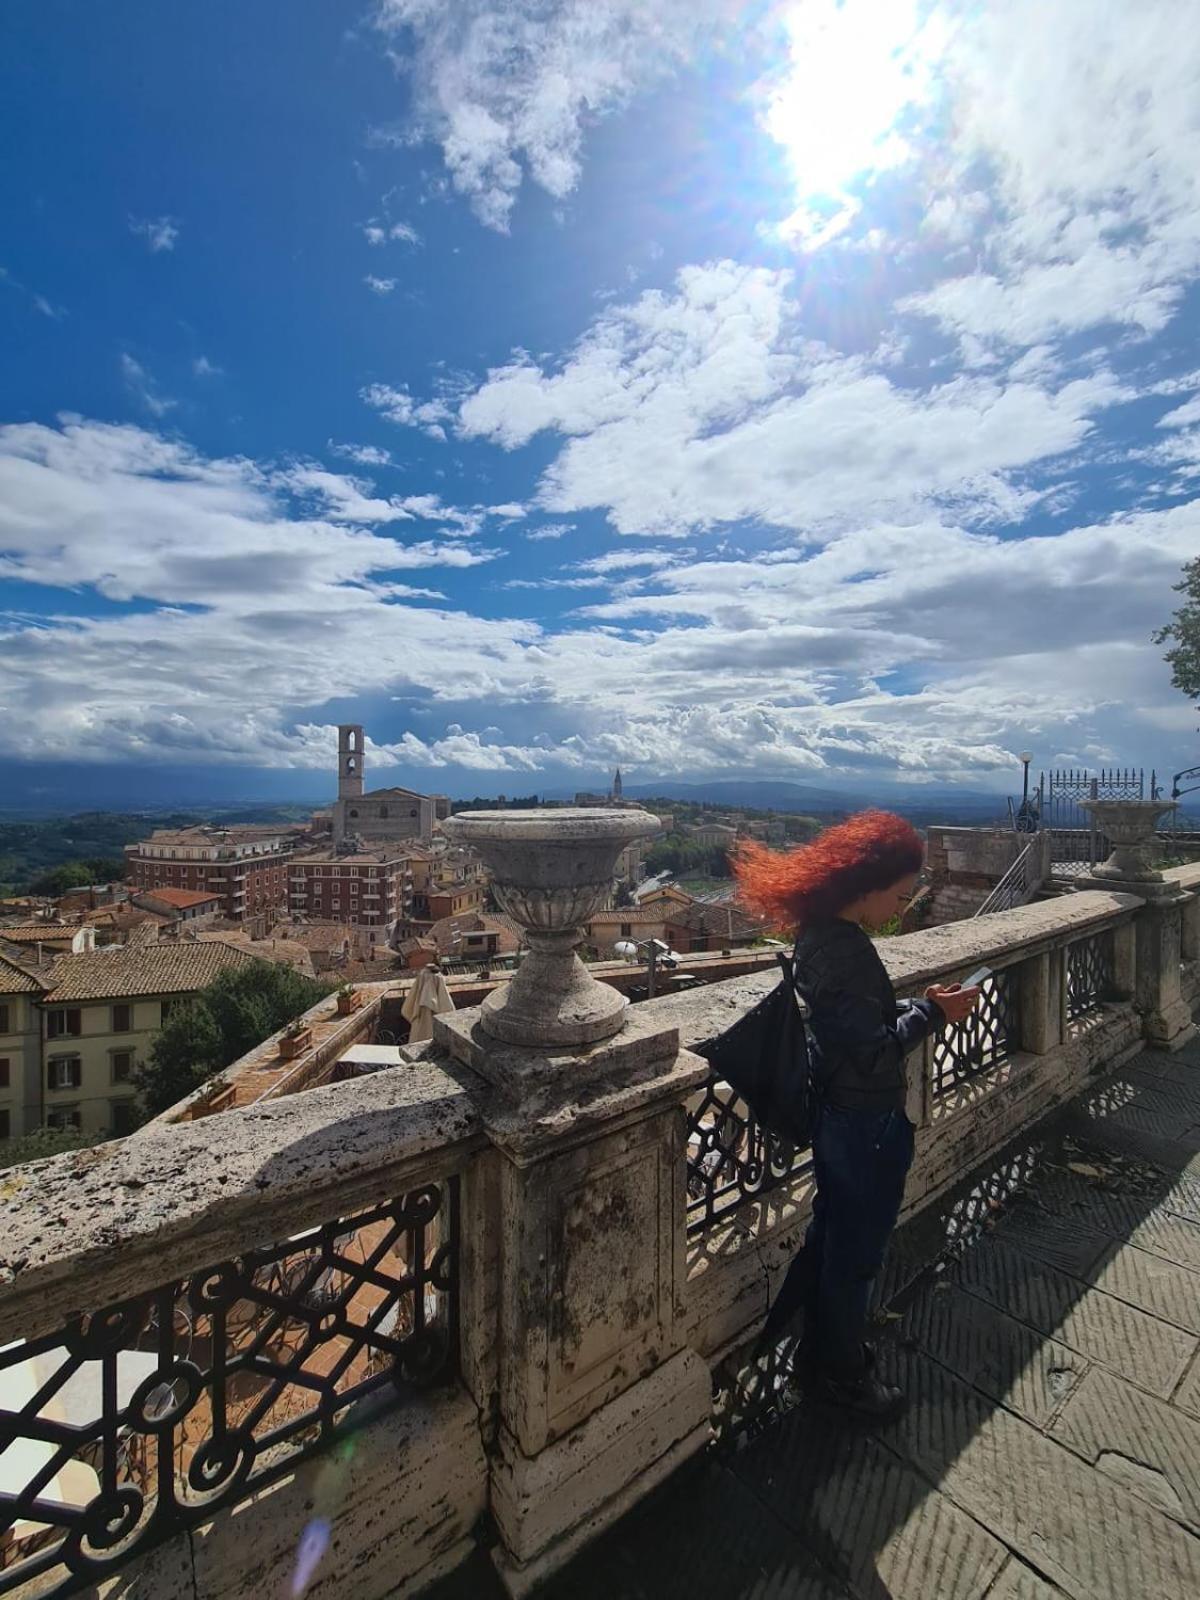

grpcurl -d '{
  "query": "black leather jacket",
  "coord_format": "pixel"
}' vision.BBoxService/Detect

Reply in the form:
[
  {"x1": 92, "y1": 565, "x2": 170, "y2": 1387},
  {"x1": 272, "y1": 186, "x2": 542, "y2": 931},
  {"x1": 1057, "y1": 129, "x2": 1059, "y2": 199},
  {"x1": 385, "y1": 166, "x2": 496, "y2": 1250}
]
[{"x1": 793, "y1": 917, "x2": 943, "y2": 1114}]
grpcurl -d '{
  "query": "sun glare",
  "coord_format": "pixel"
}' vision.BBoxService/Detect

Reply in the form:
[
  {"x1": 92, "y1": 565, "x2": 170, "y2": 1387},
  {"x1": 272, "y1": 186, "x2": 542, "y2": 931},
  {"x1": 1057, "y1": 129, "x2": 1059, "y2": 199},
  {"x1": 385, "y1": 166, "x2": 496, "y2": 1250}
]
[{"x1": 762, "y1": 0, "x2": 946, "y2": 245}]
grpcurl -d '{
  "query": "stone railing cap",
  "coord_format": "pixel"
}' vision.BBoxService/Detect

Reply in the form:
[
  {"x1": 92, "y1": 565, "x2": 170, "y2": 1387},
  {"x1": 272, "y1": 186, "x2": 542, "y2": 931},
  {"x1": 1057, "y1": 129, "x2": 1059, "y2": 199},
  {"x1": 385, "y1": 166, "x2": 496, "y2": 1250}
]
[{"x1": 442, "y1": 808, "x2": 660, "y2": 844}]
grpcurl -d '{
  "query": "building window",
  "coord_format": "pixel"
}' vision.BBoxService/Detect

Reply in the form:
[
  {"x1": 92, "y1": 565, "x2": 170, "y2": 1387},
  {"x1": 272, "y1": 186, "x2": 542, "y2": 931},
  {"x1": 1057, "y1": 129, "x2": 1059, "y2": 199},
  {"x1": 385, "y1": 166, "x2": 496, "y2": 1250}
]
[
  {"x1": 349, "y1": 809, "x2": 358, "y2": 819},
  {"x1": 46, "y1": 1106, "x2": 81, "y2": 1131},
  {"x1": 47, "y1": 1056, "x2": 82, "y2": 1091},
  {"x1": 110, "y1": 1050, "x2": 134, "y2": 1084},
  {"x1": 46, "y1": 1008, "x2": 82, "y2": 1039},
  {"x1": 620, "y1": 923, "x2": 633, "y2": 937},
  {"x1": 111, "y1": 1002, "x2": 133, "y2": 1033},
  {"x1": 110, "y1": 1101, "x2": 138, "y2": 1135},
  {"x1": 379, "y1": 805, "x2": 388, "y2": 819},
  {"x1": 410, "y1": 809, "x2": 418, "y2": 818},
  {"x1": 0, "y1": 1110, "x2": 9, "y2": 1139},
  {"x1": 0, "y1": 1004, "x2": 9, "y2": 1033},
  {"x1": 160, "y1": 998, "x2": 177, "y2": 1026},
  {"x1": 0, "y1": 1059, "x2": 8, "y2": 1088}
]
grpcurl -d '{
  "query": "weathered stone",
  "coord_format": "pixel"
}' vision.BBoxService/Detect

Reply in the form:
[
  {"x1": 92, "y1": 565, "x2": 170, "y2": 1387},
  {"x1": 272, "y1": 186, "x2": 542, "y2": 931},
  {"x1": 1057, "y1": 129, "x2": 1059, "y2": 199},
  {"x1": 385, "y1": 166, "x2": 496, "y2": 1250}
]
[
  {"x1": 953, "y1": 1234, "x2": 1197, "y2": 1396},
  {"x1": 885, "y1": 1348, "x2": 1200, "y2": 1600},
  {"x1": 733, "y1": 1398, "x2": 1008, "y2": 1600},
  {"x1": 1086, "y1": 1240, "x2": 1200, "y2": 1335},
  {"x1": 440, "y1": 809, "x2": 661, "y2": 1048},
  {"x1": 1051, "y1": 1366, "x2": 1200, "y2": 1530}
]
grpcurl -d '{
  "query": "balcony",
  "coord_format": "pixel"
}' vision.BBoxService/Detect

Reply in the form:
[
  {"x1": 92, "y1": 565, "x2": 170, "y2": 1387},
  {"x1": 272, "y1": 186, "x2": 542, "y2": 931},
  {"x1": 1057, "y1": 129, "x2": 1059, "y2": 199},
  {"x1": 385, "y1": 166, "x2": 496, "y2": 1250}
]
[{"x1": 1, "y1": 847, "x2": 1197, "y2": 1600}]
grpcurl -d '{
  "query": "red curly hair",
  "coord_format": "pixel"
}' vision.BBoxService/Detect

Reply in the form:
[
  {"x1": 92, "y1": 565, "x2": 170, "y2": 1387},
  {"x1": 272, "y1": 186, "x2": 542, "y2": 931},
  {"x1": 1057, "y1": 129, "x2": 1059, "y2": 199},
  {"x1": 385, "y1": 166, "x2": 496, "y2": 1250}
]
[{"x1": 733, "y1": 810, "x2": 924, "y2": 934}]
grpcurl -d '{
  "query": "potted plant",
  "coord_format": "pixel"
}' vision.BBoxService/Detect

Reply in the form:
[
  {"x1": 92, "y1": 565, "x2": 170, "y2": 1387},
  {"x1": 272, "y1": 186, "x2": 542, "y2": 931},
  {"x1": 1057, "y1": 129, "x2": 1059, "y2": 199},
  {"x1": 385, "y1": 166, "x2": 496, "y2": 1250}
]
[
  {"x1": 279, "y1": 1017, "x2": 313, "y2": 1059},
  {"x1": 336, "y1": 982, "x2": 362, "y2": 1016}
]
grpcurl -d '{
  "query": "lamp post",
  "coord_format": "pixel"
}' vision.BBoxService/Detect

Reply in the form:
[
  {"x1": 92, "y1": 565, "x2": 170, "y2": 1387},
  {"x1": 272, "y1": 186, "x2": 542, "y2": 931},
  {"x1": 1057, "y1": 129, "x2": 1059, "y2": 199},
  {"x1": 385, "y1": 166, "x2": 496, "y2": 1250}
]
[{"x1": 1019, "y1": 752, "x2": 1032, "y2": 808}]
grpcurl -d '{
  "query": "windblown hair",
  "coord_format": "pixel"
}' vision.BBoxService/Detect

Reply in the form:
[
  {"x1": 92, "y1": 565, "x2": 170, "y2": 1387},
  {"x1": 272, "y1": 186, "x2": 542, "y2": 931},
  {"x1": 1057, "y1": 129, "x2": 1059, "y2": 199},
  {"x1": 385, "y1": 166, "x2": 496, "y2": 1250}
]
[{"x1": 733, "y1": 810, "x2": 924, "y2": 934}]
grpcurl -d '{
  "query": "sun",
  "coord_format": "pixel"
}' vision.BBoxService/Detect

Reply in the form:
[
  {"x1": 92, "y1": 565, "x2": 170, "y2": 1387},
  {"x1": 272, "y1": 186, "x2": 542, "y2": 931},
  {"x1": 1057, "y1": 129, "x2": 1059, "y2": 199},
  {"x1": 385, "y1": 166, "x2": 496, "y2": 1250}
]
[{"x1": 761, "y1": 0, "x2": 947, "y2": 244}]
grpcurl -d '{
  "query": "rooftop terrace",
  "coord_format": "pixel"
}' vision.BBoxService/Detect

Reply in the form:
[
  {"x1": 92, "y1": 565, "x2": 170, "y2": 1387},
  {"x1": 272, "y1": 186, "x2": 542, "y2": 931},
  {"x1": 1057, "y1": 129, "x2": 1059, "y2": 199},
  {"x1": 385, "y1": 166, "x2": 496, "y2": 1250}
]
[{"x1": 0, "y1": 811, "x2": 1195, "y2": 1600}]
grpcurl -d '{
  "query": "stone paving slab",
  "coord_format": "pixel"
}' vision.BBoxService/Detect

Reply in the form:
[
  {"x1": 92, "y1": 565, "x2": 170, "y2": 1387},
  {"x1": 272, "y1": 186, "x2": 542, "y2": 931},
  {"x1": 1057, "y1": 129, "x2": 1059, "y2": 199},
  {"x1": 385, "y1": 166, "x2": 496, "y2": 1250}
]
[
  {"x1": 879, "y1": 1348, "x2": 1200, "y2": 1600},
  {"x1": 732, "y1": 1400, "x2": 1007, "y2": 1600},
  {"x1": 984, "y1": 1559, "x2": 1068, "y2": 1600},
  {"x1": 901, "y1": 1282, "x2": 1084, "y2": 1426},
  {"x1": 1050, "y1": 1366, "x2": 1200, "y2": 1531},
  {"x1": 989, "y1": 1203, "x2": 1112, "y2": 1277},
  {"x1": 1085, "y1": 1239, "x2": 1200, "y2": 1334},
  {"x1": 952, "y1": 1233, "x2": 1196, "y2": 1396},
  {"x1": 1170, "y1": 1348, "x2": 1200, "y2": 1420}
]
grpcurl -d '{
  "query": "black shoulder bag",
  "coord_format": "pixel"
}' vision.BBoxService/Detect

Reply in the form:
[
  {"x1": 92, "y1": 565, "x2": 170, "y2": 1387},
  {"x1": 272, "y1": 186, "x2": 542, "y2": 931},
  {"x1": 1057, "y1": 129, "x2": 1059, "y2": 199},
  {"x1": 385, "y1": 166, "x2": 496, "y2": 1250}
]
[{"x1": 695, "y1": 947, "x2": 814, "y2": 1148}]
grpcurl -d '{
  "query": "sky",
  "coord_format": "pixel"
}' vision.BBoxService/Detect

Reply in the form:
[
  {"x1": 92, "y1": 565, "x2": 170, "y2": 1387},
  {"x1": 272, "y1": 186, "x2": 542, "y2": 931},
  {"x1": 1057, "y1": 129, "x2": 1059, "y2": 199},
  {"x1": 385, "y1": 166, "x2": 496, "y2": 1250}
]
[{"x1": 2, "y1": 0, "x2": 1199, "y2": 806}]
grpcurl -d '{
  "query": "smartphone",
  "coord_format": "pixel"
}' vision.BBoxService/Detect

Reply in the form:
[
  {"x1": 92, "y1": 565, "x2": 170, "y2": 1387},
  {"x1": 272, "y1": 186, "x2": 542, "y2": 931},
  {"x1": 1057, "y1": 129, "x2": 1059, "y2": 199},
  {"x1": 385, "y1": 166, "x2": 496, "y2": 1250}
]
[{"x1": 961, "y1": 965, "x2": 992, "y2": 990}]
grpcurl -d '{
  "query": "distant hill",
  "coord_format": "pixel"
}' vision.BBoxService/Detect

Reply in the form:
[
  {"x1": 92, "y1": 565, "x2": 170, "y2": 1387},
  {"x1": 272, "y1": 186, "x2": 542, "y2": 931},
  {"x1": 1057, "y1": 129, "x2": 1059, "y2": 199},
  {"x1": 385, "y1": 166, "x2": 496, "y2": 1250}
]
[{"x1": 617, "y1": 778, "x2": 1010, "y2": 824}]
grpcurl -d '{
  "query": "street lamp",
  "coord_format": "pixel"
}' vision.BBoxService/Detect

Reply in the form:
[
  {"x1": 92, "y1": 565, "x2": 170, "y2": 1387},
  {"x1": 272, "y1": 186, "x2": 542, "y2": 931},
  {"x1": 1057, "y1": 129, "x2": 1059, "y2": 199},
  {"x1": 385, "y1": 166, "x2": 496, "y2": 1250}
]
[{"x1": 1018, "y1": 752, "x2": 1033, "y2": 808}]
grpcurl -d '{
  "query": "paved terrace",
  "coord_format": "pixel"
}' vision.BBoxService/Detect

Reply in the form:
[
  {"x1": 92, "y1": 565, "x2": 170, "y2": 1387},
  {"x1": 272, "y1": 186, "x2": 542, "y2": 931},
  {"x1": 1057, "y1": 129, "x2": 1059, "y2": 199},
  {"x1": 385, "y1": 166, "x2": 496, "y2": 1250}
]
[{"x1": 435, "y1": 1017, "x2": 1200, "y2": 1600}]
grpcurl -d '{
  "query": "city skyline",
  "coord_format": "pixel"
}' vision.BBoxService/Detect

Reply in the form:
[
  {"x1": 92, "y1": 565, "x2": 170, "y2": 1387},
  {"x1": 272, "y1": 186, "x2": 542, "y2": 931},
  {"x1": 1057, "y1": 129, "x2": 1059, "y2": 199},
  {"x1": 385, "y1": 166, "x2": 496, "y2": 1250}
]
[{"x1": 3, "y1": 1, "x2": 1199, "y2": 800}]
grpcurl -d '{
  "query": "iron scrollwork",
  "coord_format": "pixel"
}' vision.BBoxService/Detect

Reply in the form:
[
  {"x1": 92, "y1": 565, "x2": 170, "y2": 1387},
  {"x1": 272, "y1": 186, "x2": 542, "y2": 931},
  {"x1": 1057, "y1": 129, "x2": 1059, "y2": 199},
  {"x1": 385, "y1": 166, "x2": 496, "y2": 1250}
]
[{"x1": 0, "y1": 1181, "x2": 459, "y2": 1597}]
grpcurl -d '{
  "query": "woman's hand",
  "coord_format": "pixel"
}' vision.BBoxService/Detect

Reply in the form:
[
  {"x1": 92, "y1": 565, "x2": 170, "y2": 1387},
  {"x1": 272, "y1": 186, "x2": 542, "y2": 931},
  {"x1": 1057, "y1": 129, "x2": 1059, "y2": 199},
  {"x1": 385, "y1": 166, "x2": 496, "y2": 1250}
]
[{"x1": 925, "y1": 983, "x2": 981, "y2": 1025}]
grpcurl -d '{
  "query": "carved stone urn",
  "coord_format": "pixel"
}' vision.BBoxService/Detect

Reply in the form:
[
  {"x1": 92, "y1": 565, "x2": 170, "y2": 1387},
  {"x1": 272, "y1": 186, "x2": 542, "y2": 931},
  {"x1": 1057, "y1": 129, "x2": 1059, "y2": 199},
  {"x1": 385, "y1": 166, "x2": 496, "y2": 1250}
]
[
  {"x1": 1078, "y1": 798, "x2": 1178, "y2": 891},
  {"x1": 440, "y1": 808, "x2": 662, "y2": 1047}
]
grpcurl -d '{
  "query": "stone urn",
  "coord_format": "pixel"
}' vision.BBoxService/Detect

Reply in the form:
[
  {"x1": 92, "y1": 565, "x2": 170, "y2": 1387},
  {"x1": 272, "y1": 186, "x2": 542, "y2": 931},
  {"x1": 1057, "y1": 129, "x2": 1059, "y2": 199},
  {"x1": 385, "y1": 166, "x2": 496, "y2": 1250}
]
[
  {"x1": 1079, "y1": 798, "x2": 1178, "y2": 889},
  {"x1": 440, "y1": 808, "x2": 662, "y2": 1047}
]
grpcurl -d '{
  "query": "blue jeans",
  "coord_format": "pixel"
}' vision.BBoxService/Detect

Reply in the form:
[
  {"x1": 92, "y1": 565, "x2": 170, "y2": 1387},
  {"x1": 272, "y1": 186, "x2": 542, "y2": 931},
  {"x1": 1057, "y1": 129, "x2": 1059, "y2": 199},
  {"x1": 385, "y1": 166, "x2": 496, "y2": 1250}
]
[{"x1": 762, "y1": 1103, "x2": 915, "y2": 1378}]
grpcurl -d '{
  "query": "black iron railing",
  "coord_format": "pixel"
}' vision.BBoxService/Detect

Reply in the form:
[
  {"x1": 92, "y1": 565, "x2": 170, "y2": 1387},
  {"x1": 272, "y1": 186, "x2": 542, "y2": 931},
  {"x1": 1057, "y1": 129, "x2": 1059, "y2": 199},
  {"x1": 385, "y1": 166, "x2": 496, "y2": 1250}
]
[
  {"x1": 0, "y1": 1181, "x2": 458, "y2": 1597},
  {"x1": 685, "y1": 1074, "x2": 810, "y2": 1236},
  {"x1": 1066, "y1": 932, "x2": 1114, "y2": 1022},
  {"x1": 930, "y1": 969, "x2": 1020, "y2": 1098}
]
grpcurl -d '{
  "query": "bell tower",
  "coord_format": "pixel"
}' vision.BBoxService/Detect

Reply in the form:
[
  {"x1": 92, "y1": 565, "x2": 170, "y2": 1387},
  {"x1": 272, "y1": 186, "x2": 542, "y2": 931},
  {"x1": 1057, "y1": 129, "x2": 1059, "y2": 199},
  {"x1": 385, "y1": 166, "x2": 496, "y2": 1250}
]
[{"x1": 338, "y1": 724, "x2": 365, "y2": 801}]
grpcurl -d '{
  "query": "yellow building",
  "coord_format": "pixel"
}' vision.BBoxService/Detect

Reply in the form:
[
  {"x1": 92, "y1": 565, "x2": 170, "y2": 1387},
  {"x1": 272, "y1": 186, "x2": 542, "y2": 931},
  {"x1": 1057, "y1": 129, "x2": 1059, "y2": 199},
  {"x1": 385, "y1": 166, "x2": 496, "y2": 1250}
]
[
  {"x1": 34, "y1": 942, "x2": 259, "y2": 1140},
  {"x1": 0, "y1": 947, "x2": 52, "y2": 1140}
]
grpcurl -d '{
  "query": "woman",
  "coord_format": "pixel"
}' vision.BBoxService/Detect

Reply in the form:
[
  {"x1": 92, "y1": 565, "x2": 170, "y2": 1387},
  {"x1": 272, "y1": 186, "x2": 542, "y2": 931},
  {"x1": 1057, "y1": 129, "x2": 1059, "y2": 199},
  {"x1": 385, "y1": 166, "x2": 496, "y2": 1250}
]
[{"x1": 735, "y1": 810, "x2": 980, "y2": 1420}]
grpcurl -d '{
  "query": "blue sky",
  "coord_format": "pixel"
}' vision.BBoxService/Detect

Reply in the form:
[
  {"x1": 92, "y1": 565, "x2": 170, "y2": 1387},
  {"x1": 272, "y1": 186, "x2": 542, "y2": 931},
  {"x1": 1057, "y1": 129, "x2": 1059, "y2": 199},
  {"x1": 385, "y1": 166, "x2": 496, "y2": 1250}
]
[{"x1": 2, "y1": 0, "x2": 1199, "y2": 804}]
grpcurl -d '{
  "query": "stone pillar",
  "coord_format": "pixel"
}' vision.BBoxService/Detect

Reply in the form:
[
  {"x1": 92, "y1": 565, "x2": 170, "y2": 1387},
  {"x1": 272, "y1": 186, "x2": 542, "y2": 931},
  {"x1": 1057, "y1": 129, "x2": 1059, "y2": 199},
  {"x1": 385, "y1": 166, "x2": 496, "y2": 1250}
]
[
  {"x1": 1075, "y1": 800, "x2": 1197, "y2": 1050},
  {"x1": 1135, "y1": 898, "x2": 1198, "y2": 1051},
  {"x1": 1111, "y1": 919, "x2": 1137, "y2": 1002},
  {"x1": 437, "y1": 811, "x2": 712, "y2": 1596},
  {"x1": 1015, "y1": 949, "x2": 1062, "y2": 1055},
  {"x1": 1181, "y1": 892, "x2": 1200, "y2": 966}
]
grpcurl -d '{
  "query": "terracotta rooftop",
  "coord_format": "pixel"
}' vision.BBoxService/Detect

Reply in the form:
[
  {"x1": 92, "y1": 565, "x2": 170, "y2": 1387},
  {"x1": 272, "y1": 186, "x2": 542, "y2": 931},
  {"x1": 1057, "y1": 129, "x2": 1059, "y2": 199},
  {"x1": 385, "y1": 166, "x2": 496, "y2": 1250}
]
[
  {"x1": 0, "y1": 947, "x2": 51, "y2": 994},
  {"x1": 192, "y1": 933, "x2": 317, "y2": 978},
  {"x1": 0, "y1": 923, "x2": 79, "y2": 944},
  {"x1": 268, "y1": 920, "x2": 358, "y2": 953},
  {"x1": 133, "y1": 887, "x2": 223, "y2": 909},
  {"x1": 426, "y1": 911, "x2": 521, "y2": 958},
  {"x1": 42, "y1": 941, "x2": 259, "y2": 1003},
  {"x1": 289, "y1": 845, "x2": 417, "y2": 865}
]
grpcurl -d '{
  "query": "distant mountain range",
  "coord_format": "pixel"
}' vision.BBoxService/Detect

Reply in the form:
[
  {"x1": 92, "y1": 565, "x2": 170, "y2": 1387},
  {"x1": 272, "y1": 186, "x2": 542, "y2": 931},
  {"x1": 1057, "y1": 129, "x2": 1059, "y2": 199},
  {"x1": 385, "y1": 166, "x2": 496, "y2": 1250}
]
[{"x1": 610, "y1": 778, "x2": 1012, "y2": 822}]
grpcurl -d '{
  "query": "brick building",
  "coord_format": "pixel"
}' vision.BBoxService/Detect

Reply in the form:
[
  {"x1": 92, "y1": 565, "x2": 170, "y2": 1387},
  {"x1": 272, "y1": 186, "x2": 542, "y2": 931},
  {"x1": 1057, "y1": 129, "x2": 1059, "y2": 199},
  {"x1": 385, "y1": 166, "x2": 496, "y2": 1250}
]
[
  {"x1": 124, "y1": 827, "x2": 296, "y2": 923},
  {"x1": 286, "y1": 847, "x2": 413, "y2": 946}
]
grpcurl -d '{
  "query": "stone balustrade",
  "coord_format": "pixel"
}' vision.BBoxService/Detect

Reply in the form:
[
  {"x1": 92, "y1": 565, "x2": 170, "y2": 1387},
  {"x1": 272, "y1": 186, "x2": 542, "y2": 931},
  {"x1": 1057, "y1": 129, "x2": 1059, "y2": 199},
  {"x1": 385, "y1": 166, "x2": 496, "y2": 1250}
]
[{"x1": 0, "y1": 815, "x2": 1197, "y2": 1600}]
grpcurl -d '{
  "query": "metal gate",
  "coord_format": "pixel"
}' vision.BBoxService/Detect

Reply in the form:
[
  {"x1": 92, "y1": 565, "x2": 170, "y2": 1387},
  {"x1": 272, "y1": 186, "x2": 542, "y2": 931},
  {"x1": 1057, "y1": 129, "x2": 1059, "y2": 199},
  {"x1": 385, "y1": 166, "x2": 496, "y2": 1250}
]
[{"x1": 1041, "y1": 767, "x2": 1152, "y2": 877}]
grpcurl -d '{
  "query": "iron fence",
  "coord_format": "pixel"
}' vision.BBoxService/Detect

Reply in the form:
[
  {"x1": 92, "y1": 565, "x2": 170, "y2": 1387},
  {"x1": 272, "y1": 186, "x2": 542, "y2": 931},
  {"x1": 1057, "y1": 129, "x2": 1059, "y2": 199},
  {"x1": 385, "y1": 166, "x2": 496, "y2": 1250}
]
[
  {"x1": 1042, "y1": 767, "x2": 1154, "y2": 877},
  {"x1": 685, "y1": 1075, "x2": 810, "y2": 1236},
  {"x1": 930, "y1": 969, "x2": 1020, "y2": 1097},
  {"x1": 1066, "y1": 933, "x2": 1115, "y2": 1022},
  {"x1": 0, "y1": 1182, "x2": 459, "y2": 1598}
]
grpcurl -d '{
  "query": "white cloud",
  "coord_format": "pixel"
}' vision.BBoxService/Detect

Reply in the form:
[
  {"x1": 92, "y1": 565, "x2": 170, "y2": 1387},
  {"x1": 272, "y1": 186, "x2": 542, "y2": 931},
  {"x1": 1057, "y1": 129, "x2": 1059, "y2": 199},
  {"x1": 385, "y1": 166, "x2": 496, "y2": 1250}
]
[
  {"x1": 363, "y1": 219, "x2": 421, "y2": 246},
  {"x1": 364, "y1": 274, "x2": 398, "y2": 295},
  {"x1": 524, "y1": 522, "x2": 573, "y2": 541},
  {"x1": 129, "y1": 216, "x2": 179, "y2": 253},
  {"x1": 192, "y1": 356, "x2": 223, "y2": 377},
  {"x1": 329, "y1": 441, "x2": 393, "y2": 466},
  {"x1": 1159, "y1": 395, "x2": 1200, "y2": 430},
  {"x1": 458, "y1": 260, "x2": 1129, "y2": 537},
  {"x1": 120, "y1": 353, "x2": 176, "y2": 419},
  {"x1": 361, "y1": 380, "x2": 454, "y2": 441},
  {"x1": 371, "y1": 0, "x2": 721, "y2": 229}
]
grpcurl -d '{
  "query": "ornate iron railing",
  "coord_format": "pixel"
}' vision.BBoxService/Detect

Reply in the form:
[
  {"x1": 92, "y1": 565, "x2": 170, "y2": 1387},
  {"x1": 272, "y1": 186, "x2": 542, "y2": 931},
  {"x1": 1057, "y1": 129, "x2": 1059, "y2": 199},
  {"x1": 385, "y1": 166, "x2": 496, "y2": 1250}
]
[
  {"x1": 973, "y1": 842, "x2": 1037, "y2": 917},
  {"x1": 930, "y1": 969, "x2": 1020, "y2": 1097},
  {"x1": 0, "y1": 1182, "x2": 458, "y2": 1597},
  {"x1": 685, "y1": 1074, "x2": 809, "y2": 1236},
  {"x1": 1066, "y1": 932, "x2": 1114, "y2": 1021}
]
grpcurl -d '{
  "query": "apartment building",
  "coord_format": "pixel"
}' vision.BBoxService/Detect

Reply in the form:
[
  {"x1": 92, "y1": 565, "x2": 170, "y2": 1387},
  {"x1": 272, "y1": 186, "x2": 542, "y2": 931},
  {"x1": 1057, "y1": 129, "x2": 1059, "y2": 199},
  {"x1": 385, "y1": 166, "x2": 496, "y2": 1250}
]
[
  {"x1": 0, "y1": 947, "x2": 51, "y2": 1139},
  {"x1": 286, "y1": 847, "x2": 413, "y2": 945},
  {"x1": 33, "y1": 941, "x2": 260, "y2": 1140},
  {"x1": 124, "y1": 827, "x2": 297, "y2": 922}
]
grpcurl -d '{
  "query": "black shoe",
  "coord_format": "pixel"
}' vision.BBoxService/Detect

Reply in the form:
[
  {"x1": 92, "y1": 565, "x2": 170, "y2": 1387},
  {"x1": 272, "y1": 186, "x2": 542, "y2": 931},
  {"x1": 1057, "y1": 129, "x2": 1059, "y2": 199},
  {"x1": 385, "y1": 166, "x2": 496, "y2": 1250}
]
[{"x1": 814, "y1": 1371, "x2": 906, "y2": 1422}]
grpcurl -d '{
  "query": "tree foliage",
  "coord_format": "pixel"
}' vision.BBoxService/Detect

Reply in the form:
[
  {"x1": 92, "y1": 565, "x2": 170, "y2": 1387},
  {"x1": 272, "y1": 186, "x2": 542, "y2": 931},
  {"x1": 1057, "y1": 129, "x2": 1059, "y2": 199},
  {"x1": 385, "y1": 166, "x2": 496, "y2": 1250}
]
[
  {"x1": 643, "y1": 837, "x2": 733, "y2": 878},
  {"x1": 134, "y1": 959, "x2": 333, "y2": 1117},
  {"x1": 1153, "y1": 555, "x2": 1200, "y2": 709},
  {"x1": 0, "y1": 1125, "x2": 104, "y2": 1171}
]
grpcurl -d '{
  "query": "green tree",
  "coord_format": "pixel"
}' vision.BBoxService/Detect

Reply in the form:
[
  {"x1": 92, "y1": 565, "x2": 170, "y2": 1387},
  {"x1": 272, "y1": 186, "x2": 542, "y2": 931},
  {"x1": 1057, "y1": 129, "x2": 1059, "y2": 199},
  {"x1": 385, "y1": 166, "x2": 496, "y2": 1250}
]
[
  {"x1": 134, "y1": 959, "x2": 332, "y2": 1116},
  {"x1": 1153, "y1": 555, "x2": 1200, "y2": 714},
  {"x1": 0, "y1": 1125, "x2": 103, "y2": 1171}
]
